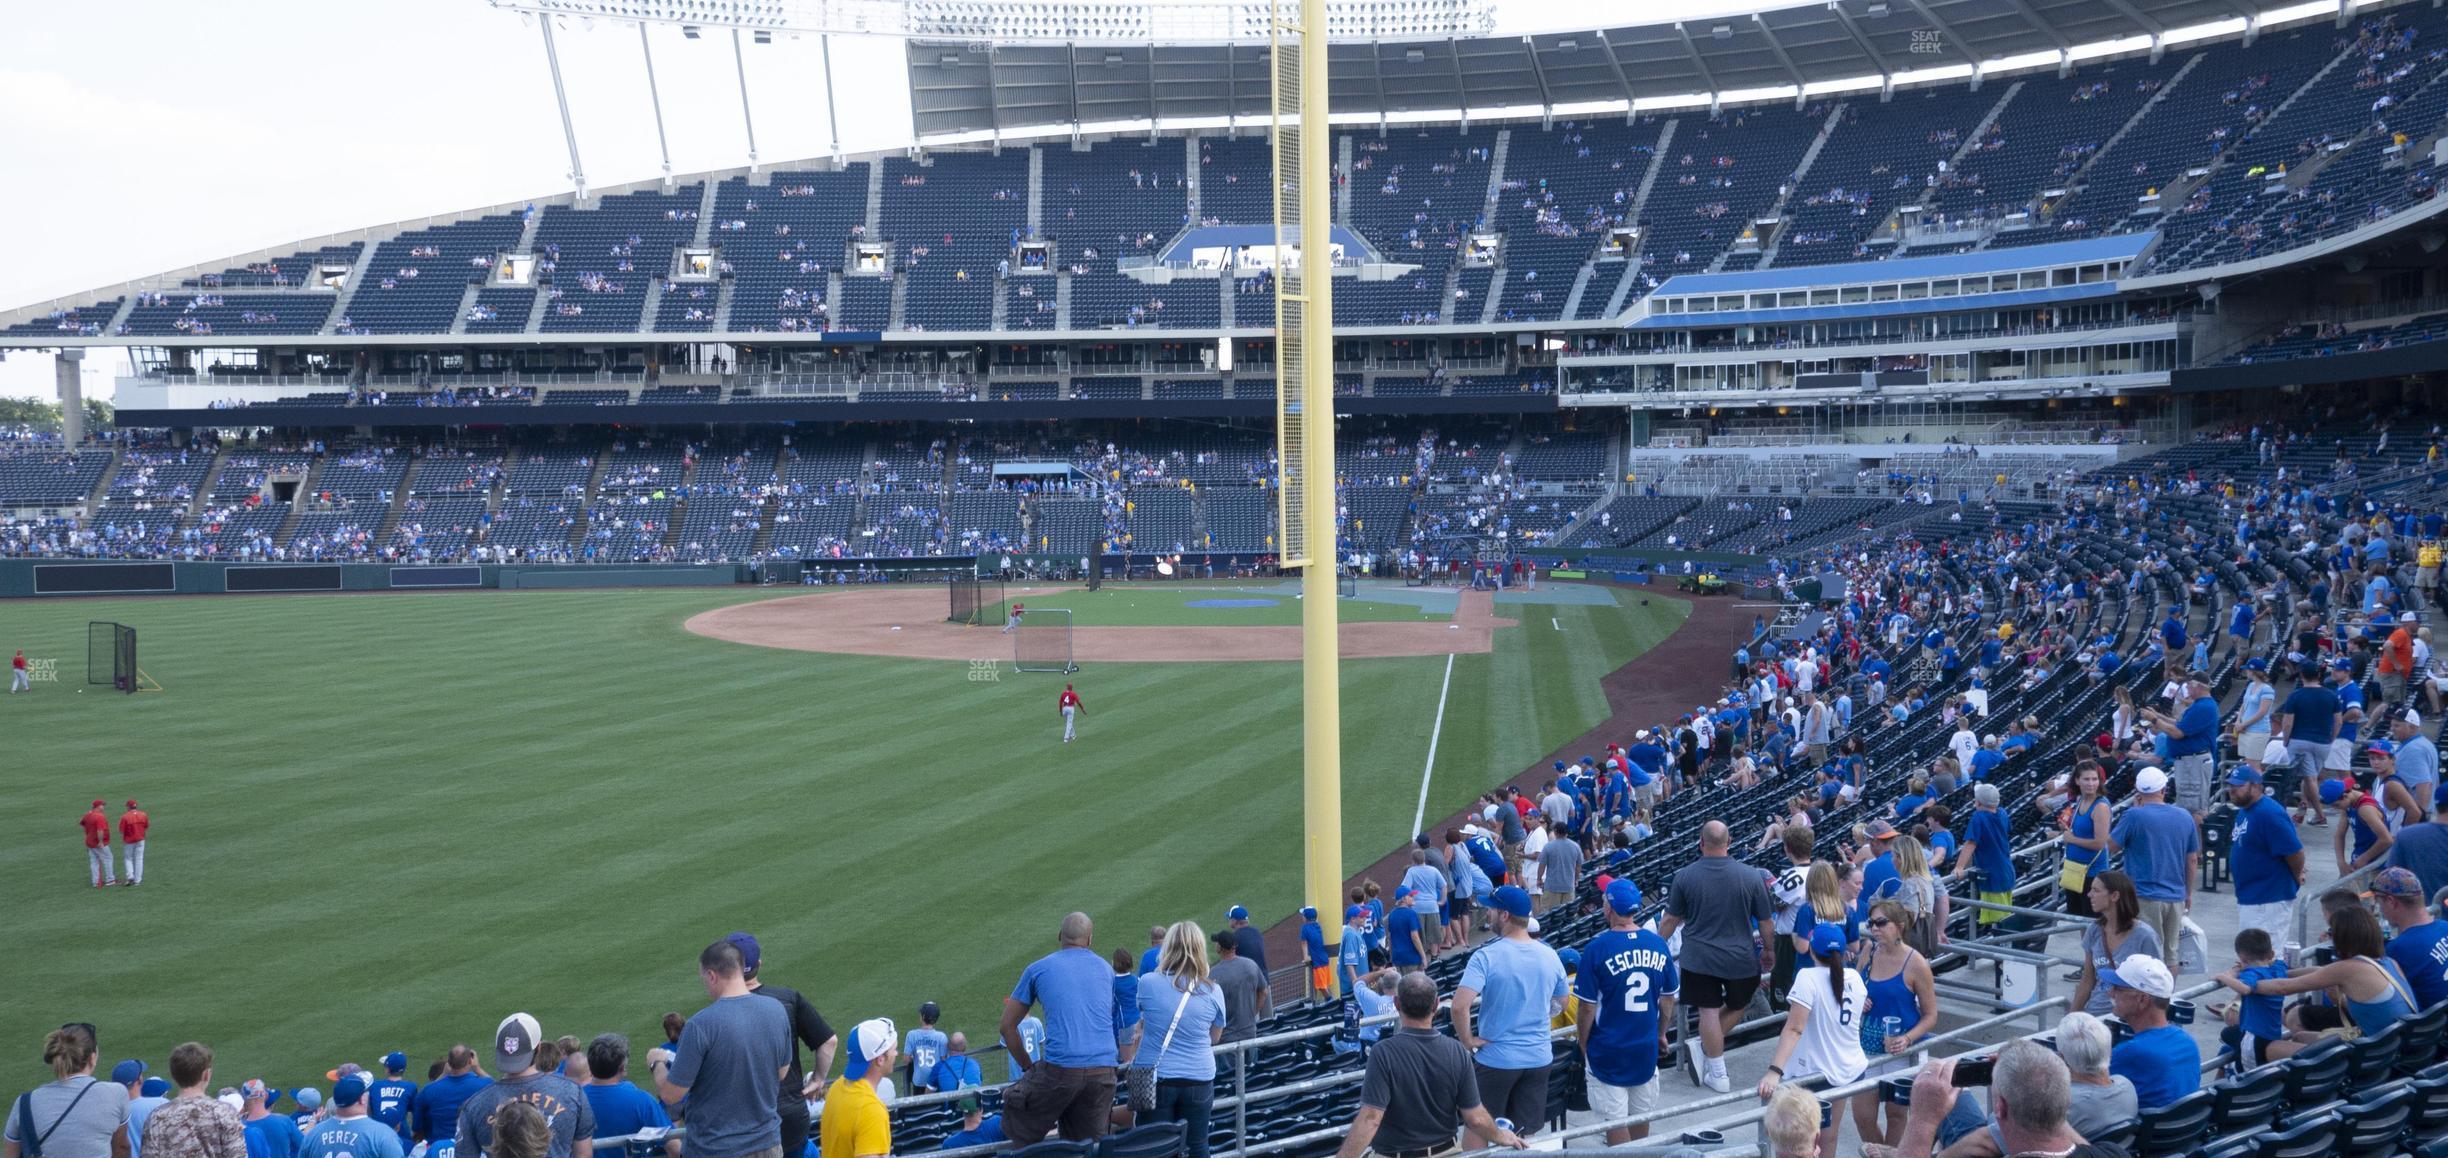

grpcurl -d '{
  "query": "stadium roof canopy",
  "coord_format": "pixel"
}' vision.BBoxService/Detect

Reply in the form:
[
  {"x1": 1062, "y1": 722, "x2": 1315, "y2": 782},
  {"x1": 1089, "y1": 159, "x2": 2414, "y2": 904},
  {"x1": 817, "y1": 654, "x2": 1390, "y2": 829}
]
[{"x1": 903, "y1": 0, "x2": 2310, "y2": 139}]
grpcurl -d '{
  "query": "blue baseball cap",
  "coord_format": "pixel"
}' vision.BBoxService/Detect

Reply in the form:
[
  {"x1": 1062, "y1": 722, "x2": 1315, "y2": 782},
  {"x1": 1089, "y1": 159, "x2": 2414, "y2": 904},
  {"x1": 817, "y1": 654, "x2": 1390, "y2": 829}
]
[
  {"x1": 1809, "y1": 923, "x2": 1849, "y2": 957},
  {"x1": 1557, "y1": 948, "x2": 1581, "y2": 973},
  {"x1": 382, "y1": 1052, "x2": 408, "y2": 1074},
  {"x1": 2321, "y1": 778, "x2": 2348, "y2": 804},
  {"x1": 2244, "y1": 658, "x2": 2268, "y2": 672},
  {"x1": 1300, "y1": 906, "x2": 1317, "y2": 920},
  {"x1": 1491, "y1": 885, "x2": 1534, "y2": 919},
  {"x1": 1226, "y1": 905, "x2": 1249, "y2": 921},
  {"x1": 293, "y1": 1088, "x2": 323, "y2": 1113},
  {"x1": 1553, "y1": 760, "x2": 1567, "y2": 772},
  {"x1": 2432, "y1": 781, "x2": 2448, "y2": 809},
  {"x1": 332, "y1": 1075, "x2": 369, "y2": 1108},
  {"x1": 1345, "y1": 904, "x2": 1366, "y2": 922},
  {"x1": 138, "y1": 1078, "x2": 168, "y2": 1099},
  {"x1": 2226, "y1": 765, "x2": 2263, "y2": 786},
  {"x1": 1605, "y1": 878, "x2": 1644, "y2": 915},
  {"x1": 110, "y1": 1060, "x2": 146, "y2": 1085},
  {"x1": 725, "y1": 932, "x2": 761, "y2": 974}
]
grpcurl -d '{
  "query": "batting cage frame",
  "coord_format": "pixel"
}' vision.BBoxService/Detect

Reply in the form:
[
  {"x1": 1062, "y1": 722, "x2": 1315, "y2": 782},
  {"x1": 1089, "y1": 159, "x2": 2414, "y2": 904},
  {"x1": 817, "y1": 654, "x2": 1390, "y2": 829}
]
[
  {"x1": 948, "y1": 575, "x2": 1007, "y2": 626},
  {"x1": 86, "y1": 621, "x2": 158, "y2": 694},
  {"x1": 1013, "y1": 607, "x2": 1078, "y2": 673}
]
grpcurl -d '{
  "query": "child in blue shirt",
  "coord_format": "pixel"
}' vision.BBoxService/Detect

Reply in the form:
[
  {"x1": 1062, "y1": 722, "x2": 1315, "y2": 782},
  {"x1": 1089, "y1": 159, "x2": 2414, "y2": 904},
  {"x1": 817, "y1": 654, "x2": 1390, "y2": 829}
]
[{"x1": 2212, "y1": 928, "x2": 2288, "y2": 1068}]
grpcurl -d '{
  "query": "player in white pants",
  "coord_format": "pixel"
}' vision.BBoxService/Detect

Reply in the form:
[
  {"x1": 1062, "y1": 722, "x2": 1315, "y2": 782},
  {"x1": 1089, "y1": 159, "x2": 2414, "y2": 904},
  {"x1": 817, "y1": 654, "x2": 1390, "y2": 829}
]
[
  {"x1": 82, "y1": 801, "x2": 116, "y2": 887},
  {"x1": 1058, "y1": 684, "x2": 1083, "y2": 742},
  {"x1": 1003, "y1": 602, "x2": 1026, "y2": 634}
]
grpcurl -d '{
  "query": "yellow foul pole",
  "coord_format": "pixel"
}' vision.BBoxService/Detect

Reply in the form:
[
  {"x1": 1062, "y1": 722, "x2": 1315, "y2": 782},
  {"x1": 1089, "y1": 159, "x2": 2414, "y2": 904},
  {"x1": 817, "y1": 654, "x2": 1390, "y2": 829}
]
[{"x1": 1271, "y1": 0, "x2": 1342, "y2": 946}]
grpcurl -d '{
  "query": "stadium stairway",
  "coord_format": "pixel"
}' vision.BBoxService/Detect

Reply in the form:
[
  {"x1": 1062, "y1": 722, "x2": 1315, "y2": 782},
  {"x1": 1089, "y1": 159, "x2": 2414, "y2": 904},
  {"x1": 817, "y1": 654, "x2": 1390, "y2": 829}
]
[
  {"x1": 1891, "y1": 80, "x2": 2024, "y2": 257},
  {"x1": 570, "y1": 454, "x2": 611, "y2": 553},
  {"x1": 81, "y1": 449, "x2": 124, "y2": 515},
  {"x1": 322, "y1": 244, "x2": 381, "y2": 336},
  {"x1": 1745, "y1": 102, "x2": 1848, "y2": 271},
  {"x1": 272, "y1": 454, "x2": 327, "y2": 545},
  {"x1": 2033, "y1": 53, "x2": 2203, "y2": 236},
  {"x1": 374, "y1": 456, "x2": 422, "y2": 545},
  {"x1": 659, "y1": 454, "x2": 701, "y2": 554}
]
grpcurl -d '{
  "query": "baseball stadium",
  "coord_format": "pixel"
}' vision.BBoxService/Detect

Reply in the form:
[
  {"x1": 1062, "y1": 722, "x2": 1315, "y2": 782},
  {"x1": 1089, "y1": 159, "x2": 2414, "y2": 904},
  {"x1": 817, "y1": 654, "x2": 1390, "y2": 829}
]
[{"x1": 12, "y1": 0, "x2": 2448, "y2": 1154}]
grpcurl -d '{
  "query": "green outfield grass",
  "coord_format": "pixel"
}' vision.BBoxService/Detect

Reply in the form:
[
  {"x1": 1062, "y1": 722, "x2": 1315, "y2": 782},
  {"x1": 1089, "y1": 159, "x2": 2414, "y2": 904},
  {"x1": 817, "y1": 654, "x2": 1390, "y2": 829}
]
[
  {"x1": 0, "y1": 583, "x2": 1685, "y2": 1093},
  {"x1": 997, "y1": 581, "x2": 1447, "y2": 626}
]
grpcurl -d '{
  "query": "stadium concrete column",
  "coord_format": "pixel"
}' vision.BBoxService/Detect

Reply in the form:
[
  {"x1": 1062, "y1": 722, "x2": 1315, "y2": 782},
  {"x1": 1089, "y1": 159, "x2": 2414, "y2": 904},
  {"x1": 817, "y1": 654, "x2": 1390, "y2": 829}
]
[
  {"x1": 54, "y1": 350, "x2": 83, "y2": 446},
  {"x1": 1294, "y1": 0, "x2": 1344, "y2": 952}
]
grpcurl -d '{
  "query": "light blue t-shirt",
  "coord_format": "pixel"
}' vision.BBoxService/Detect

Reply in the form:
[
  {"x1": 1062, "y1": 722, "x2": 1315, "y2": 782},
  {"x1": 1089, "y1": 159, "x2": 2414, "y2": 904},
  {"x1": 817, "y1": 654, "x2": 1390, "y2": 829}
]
[
  {"x1": 128, "y1": 1096, "x2": 166, "y2": 1158},
  {"x1": 2111, "y1": 802, "x2": 2200, "y2": 903},
  {"x1": 1459, "y1": 936, "x2": 1569, "y2": 1070},
  {"x1": 300, "y1": 1117, "x2": 406, "y2": 1158},
  {"x1": 2238, "y1": 681, "x2": 2276, "y2": 738},
  {"x1": 1011, "y1": 947, "x2": 1119, "y2": 1067},
  {"x1": 1339, "y1": 930, "x2": 1369, "y2": 994},
  {"x1": 1132, "y1": 977, "x2": 1227, "y2": 1081},
  {"x1": 1006, "y1": 1018, "x2": 1044, "y2": 1082},
  {"x1": 2399, "y1": 736, "x2": 2442, "y2": 803},
  {"x1": 905, "y1": 1027, "x2": 949, "y2": 1088}
]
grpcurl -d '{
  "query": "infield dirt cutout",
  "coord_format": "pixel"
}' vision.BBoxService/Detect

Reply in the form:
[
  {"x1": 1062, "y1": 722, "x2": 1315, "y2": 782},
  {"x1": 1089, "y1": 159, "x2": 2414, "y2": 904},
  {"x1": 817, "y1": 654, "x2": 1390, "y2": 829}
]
[{"x1": 684, "y1": 583, "x2": 1516, "y2": 661}]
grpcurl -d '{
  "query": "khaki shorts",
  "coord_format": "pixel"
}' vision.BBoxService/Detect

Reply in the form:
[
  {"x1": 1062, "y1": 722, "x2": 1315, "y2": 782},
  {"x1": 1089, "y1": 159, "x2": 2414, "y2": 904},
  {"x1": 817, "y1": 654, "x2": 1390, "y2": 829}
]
[{"x1": 1586, "y1": 1073, "x2": 1660, "y2": 1120}]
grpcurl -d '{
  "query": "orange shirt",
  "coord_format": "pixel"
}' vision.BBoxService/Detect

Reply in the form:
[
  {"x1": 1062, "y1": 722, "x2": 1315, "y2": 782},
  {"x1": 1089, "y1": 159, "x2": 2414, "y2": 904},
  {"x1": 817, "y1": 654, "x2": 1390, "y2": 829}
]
[
  {"x1": 120, "y1": 809, "x2": 149, "y2": 843},
  {"x1": 80, "y1": 809, "x2": 110, "y2": 849},
  {"x1": 2382, "y1": 627, "x2": 2416, "y2": 676}
]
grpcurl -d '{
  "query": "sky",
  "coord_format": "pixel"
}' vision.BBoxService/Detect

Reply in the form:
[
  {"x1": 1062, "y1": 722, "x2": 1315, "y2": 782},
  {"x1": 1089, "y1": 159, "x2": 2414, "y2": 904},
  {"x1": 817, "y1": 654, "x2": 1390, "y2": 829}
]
[{"x1": 0, "y1": 0, "x2": 1815, "y2": 403}]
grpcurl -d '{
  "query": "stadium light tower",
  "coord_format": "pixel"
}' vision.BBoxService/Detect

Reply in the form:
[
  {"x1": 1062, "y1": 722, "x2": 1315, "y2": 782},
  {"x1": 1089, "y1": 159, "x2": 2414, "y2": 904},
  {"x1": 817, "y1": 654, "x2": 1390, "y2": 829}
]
[{"x1": 1268, "y1": 0, "x2": 1341, "y2": 948}]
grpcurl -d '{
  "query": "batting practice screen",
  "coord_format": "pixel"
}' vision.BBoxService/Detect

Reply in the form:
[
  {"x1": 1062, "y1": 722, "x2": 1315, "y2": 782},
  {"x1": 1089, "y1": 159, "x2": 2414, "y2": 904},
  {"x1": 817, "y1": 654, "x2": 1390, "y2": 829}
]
[
  {"x1": 87, "y1": 621, "x2": 136, "y2": 694},
  {"x1": 1013, "y1": 607, "x2": 1077, "y2": 673},
  {"x1": 947, "y1": 576, "x2": 1007, "y2": 626}
]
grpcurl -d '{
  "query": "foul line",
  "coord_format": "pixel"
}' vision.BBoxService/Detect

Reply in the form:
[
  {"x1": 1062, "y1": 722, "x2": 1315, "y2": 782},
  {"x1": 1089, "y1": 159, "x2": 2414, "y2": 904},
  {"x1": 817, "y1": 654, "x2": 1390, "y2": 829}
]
[{"x1": 1412, "y1": 651, "x2": 1458, "y2": 837}]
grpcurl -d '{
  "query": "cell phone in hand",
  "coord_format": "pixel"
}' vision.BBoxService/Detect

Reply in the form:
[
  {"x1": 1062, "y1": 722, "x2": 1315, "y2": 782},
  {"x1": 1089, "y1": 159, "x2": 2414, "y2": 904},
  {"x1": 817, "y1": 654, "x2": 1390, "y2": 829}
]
[{"x1": 1951, "y1": 1057, "x2": 1995, "y2": 1087}]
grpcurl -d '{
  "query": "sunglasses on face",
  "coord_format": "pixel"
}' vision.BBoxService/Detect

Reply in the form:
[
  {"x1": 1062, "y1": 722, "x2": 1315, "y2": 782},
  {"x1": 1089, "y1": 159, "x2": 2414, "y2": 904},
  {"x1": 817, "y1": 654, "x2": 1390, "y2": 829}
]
[{"x1": 1867, "y1": 917, "x2": 1893, "y2": 928}]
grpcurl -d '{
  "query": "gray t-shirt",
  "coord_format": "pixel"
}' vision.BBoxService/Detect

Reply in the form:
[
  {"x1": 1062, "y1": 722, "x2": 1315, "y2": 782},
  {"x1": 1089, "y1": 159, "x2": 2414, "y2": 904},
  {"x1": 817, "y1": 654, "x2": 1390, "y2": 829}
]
[
  {"x1": 2078, "y1": 921, "x2": 2163, "y2": 1017},
  {"x1": 668, "y1": 994, "x2": 792, "y2": 1158},
  {"x1": 1357, "y1": 1027, "x2": 1481, "y2": 1153},
  {"x1": 1537, "y1": 838, "x2": 1583, "y2": 894},
  {"x1": 5, "y1": 1076, "x2": 128, "y2": 1158},
  {"x1": 2066, "y1": 1075, "x2": 2137, "y2": 1139},
  {"x1": 1211, "y1": 955, "x2": 1269, "y2": 1042},
  {"x1": 1665, "y1": 855, "x2": 1776, "y2": 978},
  {"x1": 454, "y1": 1072, "x2": 593, "y2": 1158}
]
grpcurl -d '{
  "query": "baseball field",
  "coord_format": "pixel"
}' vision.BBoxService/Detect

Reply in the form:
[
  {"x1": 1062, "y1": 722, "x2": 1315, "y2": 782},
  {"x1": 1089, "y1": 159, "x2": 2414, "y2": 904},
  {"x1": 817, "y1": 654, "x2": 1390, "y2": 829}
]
[{"x1": 0, "y1": 579, "x2": 1687, "y2": 1093}]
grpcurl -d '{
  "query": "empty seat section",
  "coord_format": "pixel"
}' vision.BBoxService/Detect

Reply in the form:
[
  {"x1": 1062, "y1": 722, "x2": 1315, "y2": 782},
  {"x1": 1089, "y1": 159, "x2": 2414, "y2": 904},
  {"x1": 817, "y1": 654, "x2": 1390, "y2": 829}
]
[
  {"x1": 884, "y1": 154, "x2": 1026, "y2": 331},
  {"x1": 536, "y1": 186, "x2": 705, "y2": 333},
  {"x1": 347, "y1": 214, "x2": 527, "y2": 334},
  {"x1": 714, "y1": 167, "x2": 869, "y2": 334}
]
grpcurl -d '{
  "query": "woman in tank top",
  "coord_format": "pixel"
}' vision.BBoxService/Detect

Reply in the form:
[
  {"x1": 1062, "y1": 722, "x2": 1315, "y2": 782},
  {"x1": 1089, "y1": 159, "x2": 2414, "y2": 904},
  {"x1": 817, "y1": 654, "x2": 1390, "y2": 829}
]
[
  {"x1": 2055, "y1": 761, "x2": 2113, "y2": 918},
  {"x1": 1857, "y1": 901, "x2": 1939, "y2": 1146},
  {"x1": 2244, "y1": 905, "x2": 2418, "y2": 1059}
]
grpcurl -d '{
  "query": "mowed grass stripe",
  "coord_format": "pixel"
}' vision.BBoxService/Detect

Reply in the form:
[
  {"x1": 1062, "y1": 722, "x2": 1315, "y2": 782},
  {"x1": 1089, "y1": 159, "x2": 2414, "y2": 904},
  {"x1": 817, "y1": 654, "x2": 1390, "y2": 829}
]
[{"x1": 1, "y1": 585, "x2": 1685, "y2": 1093}]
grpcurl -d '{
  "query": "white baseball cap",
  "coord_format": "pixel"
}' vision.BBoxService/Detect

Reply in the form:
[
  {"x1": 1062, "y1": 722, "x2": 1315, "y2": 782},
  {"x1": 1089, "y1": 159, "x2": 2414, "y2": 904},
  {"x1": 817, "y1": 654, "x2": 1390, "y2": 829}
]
[
  {"x1": 2134, "y1": 766, "x2": 2170, "y2": 795},
  {"x1": 2100, "y1": 954, "x2": 2175, "y2": 1000},
  {"x1": 844, "y1": 1018, "x2": 897, "y2": 1079}
]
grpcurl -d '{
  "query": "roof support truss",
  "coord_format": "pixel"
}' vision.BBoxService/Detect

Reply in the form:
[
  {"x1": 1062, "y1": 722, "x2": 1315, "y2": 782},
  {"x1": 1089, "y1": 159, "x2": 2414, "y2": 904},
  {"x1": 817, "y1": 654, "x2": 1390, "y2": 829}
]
[
  {"x1": 1673, "y1": 23, "x2": 1720, "y2": 111},
  {"x1": 1750, "y1": 14, "x2": 1812, "y2": 108}
]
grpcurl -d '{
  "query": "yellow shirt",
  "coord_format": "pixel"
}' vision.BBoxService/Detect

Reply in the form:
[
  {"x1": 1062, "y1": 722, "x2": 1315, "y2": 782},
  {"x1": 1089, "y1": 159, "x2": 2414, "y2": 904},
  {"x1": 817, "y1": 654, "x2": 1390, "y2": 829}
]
[
  {"x1": 2422, "y1": 544, "x2": 2442, "y2": 569},
  {"x1": 820, "y1": 1076, "x2": 891, "y2": 1158},
  {"x1": 1551, "y1": 992, "x2": 1580, "y2": 1031}
]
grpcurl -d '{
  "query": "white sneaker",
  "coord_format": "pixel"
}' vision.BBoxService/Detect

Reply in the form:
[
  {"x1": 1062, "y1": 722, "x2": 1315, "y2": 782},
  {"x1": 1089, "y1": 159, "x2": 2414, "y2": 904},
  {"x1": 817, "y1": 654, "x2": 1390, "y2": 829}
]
[
  {"x1": 1701, "y1": 1066, "x2": 1731, "y2": 1094},
  {"x1": 1685, "y1": 1039, "x2": 1707, "y2": 1077}
]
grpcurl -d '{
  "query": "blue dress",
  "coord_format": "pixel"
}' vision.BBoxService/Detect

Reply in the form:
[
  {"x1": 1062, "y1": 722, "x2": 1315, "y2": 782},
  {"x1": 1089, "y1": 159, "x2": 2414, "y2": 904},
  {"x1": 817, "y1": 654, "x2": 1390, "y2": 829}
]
[{"x1": 1861, "y1": 949, "x2": 1920, "y2": 1056}]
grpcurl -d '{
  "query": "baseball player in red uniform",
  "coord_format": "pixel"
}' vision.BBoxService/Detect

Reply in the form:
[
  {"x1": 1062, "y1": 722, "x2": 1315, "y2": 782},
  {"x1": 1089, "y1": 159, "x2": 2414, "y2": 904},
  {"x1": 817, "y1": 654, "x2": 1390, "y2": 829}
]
[
  {"x1": 10, "y1": 649, "x2": 28, "y2": 693},
  {"x1": 81, "y1": 800, "x2": 116, "y2": 887},
  {"x1": 1003, "y1": 601, "x2": 1027, "y2": 634},
  {"x1": 119, "y1": 800, "x2": 148, "y2": 886},
  {"x1": 1058, "y1": 683, "x2": 1084, "y2": 743}
]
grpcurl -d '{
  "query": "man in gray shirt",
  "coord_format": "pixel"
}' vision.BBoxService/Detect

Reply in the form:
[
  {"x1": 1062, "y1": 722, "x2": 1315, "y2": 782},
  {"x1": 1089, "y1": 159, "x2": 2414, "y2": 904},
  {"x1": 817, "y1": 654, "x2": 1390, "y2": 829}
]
[
  {"x1": 2392, "y1": 709, "x2": 2441, "y2": 803},
  {"x1": 1210, "y1": 930, "x2": 1274, "y2": 1042},
  {"x1": 1536, "y1": 833, "x2": 1583, "y2": 912},
  {"x1": 651, "y1": 939, "x2": 792, "y2": 1158},
  {"x1": 1656, "y1": 821, "x2": 1776, "y2": 1094},
  {"x1": 1398, "y1": 847, "x2": 1447, "y2": 958},
  {"x1": 1332, "y1": 974, "x2": 1523, "y2": 1158},
  {"x1": 457, "y1": 1014, "x2": 596, "y2": 1158}
]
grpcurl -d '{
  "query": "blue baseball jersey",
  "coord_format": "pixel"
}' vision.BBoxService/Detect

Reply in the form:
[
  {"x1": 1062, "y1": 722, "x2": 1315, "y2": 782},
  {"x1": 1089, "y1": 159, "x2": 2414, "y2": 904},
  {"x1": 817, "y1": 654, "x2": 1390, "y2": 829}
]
[
  {"x1": 1573, "y1": 927, "x2": 1678, "y2": 1088},
  {"x1": 368, "y1": 1079, "x2": 417, "y2": 1141}
]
